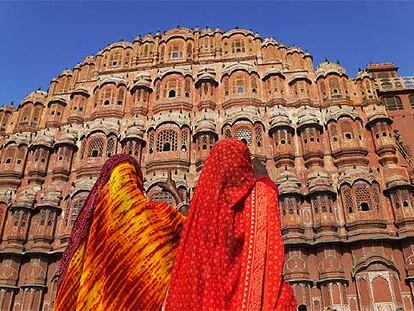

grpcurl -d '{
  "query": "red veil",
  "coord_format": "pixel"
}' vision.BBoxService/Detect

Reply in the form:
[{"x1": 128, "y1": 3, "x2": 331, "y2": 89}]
[{"x1": 166, "y1": 139, "x2": 296, "y2": 310}]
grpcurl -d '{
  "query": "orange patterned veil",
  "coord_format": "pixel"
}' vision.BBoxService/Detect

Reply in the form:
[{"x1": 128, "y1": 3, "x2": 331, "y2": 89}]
[{"x1": 55, "y1": 154, "x2": 185, "y2": 311}]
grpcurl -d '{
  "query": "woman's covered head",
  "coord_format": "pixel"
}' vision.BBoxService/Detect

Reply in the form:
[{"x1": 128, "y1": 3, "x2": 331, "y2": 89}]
[{"x1": 189, "y1": 139, "x2": 256, "y2": 216}]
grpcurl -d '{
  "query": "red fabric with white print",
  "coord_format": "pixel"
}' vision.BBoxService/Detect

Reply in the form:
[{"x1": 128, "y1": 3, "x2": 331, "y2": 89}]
[{"x1": 166, "y1": 139, "x2": 296, "y2": 310}]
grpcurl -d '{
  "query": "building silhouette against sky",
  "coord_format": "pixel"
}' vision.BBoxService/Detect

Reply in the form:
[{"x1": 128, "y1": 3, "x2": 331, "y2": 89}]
[{"x1": 0, "y1": 27, "x2": 414, "y2": 310}]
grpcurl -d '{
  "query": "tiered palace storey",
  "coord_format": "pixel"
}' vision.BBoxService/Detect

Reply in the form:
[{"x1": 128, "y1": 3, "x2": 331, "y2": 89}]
[{"x1": 0, "y1": 27, "x2": 413, "y2": 311}]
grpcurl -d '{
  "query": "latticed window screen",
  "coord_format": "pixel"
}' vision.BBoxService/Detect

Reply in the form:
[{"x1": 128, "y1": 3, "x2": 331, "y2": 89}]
[
  {"x1": 201, "y1": 135, "x2": 208, "y2": 150},
  {"x1": 101, "y1": 88, "x2": 112, "y2": 105},
  {"x1": 181, "y1": 130, "x2": 188, "y2": 148},
  {"x1": 371, "y1": 183, "x2": 382, "y2": 210},
  {"x1": 39, "y1": 209, "x2": 46, "y2": 226},
  {"x1": 106, "y1": 137, "x2": 116, "y2": 157},
  {"x1": 341, "y1": 121, "x2": 354, "y2": 137},
  {"x1": 391, "y1": 191, "x2": 400, "y2": 209},
  {"x1": 117, "y1": 88, "x2": 125, "y2": 105},
  {"x1": 20, "y1": 107, "x2": 31, "y2": 125},
  {"x1": 149, "y1": 132, "x2": 155, "y2": 151},
  {"x1": 354, "y1": 182, "x2": 372, "y2": 211},
  {"x1": 71, "y1": 200, "x2": 84, "y2": 225},
  {"x1": 17, "y1": 146, "x2": 26, "y2": 163},
  {"x1": 3, "y1": 147, "x2": 16, "y2": 164},
  {"x1": 32, "y1": 106, "x2": 42, "y2": 125},
  {"x1": 280, "y1": 198, "x2": 287, "y2": 216},
  {"x1": 209, "y1": 136, "x2": 215, "y2": 149},
  {"x1": 235, "y1": 127, "x2": 252, "y2": 145},
  {"x1": 125, "y1": 141, "x2": 134, "y2": 155},
  {"x1": 329, "y1": 78, "x2": 341, "y2": 93},
  {"x1": 185, "y1": 79, "x2": 191, "y2": 97},
  {"x1": 255, "y1": 126, "x2": 263, "y2": 147},
  {"x1": 342, "y1": 185, "x2": 354, "y2": 213},
  {"x1": 288, "y1": 197, "x2": 297, "y2": 215},
  {"x1": 401, "y1": 190, "x2": 411, "y2": 208},
  {"x1": 152, "y1": 190, "x2": 175, "y2": 206},
  {"x1": 12, "y1": 211, "x2": 19, "y2": 226},
  {"x1": 251, "y1": 76, "x2": 257, "y2": 92},
  {"x1": 156, "y1": 129, "x2": 178, "y2": 152},
  {"x1": 224, "y1": 78, "x2": 230, "y2": 96},
  {"x1": 311, "y1": 197, "x2": 319, "y2": 214},
  {"x1": 330, "y1": 123, "x2": 338, "y2": 139},
  {"x1": 87, "y1": 137, "x2": 104, "y2": 157},
  {"x1": 224, "y1": 127, "x2": 232, "y2": 139}
]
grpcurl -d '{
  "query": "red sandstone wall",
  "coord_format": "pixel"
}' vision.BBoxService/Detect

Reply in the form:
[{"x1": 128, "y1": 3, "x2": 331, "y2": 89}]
[{"x1": 0, "y1": 27, "x2": 413, "y2": 311}]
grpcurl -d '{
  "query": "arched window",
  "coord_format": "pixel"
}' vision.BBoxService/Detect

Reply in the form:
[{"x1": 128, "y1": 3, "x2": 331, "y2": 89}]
[
  {"x1": 235, "y1": 127, "x2": 252, "y2": 145},
  {"x1": 156, "y1": 129, "x2": 178, "y2": 152},
  {"x1": 87, "y1": 137, "x2": 105, "y2": 158}
]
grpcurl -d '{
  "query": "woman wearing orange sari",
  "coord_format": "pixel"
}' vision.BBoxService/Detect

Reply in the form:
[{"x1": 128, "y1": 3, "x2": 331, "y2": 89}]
[
  {"x1": 166, "y1": 139, "x2": 296, "y2": 310},
  {"x1": 55, "y1": 154, "x2": 185, "y2": 310}
]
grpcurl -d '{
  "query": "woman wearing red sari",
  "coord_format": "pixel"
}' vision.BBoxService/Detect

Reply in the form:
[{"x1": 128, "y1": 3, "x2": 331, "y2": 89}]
[{"x1": 166, "y1": 139, "x2": 296, "y2": 310}]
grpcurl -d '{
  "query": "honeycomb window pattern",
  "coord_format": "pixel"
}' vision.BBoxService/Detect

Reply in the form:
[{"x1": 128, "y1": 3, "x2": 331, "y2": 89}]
[
  {"x1": 156, "y1": 129, "x2": 178, "y2": 152},
  {"x1": 235, "y1": 126, "x2": 252, "y2": 145}
]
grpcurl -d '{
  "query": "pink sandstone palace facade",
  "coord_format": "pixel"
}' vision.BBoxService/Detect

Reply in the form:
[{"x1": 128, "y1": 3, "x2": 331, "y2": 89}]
[{"x1": 0, "y1": 27, "x2": 414, "y2": 311}]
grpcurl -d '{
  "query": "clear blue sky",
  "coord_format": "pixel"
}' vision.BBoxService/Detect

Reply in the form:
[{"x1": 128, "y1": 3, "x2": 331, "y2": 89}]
[{"x1": 1, "y1": 1, "x2": 413, "y2": 106}]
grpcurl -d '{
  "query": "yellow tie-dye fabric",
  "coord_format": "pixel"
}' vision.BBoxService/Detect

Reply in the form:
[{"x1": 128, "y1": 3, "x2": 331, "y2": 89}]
[{"x1": 56, "y1": 162, "x2": 185, "y2": 311}]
